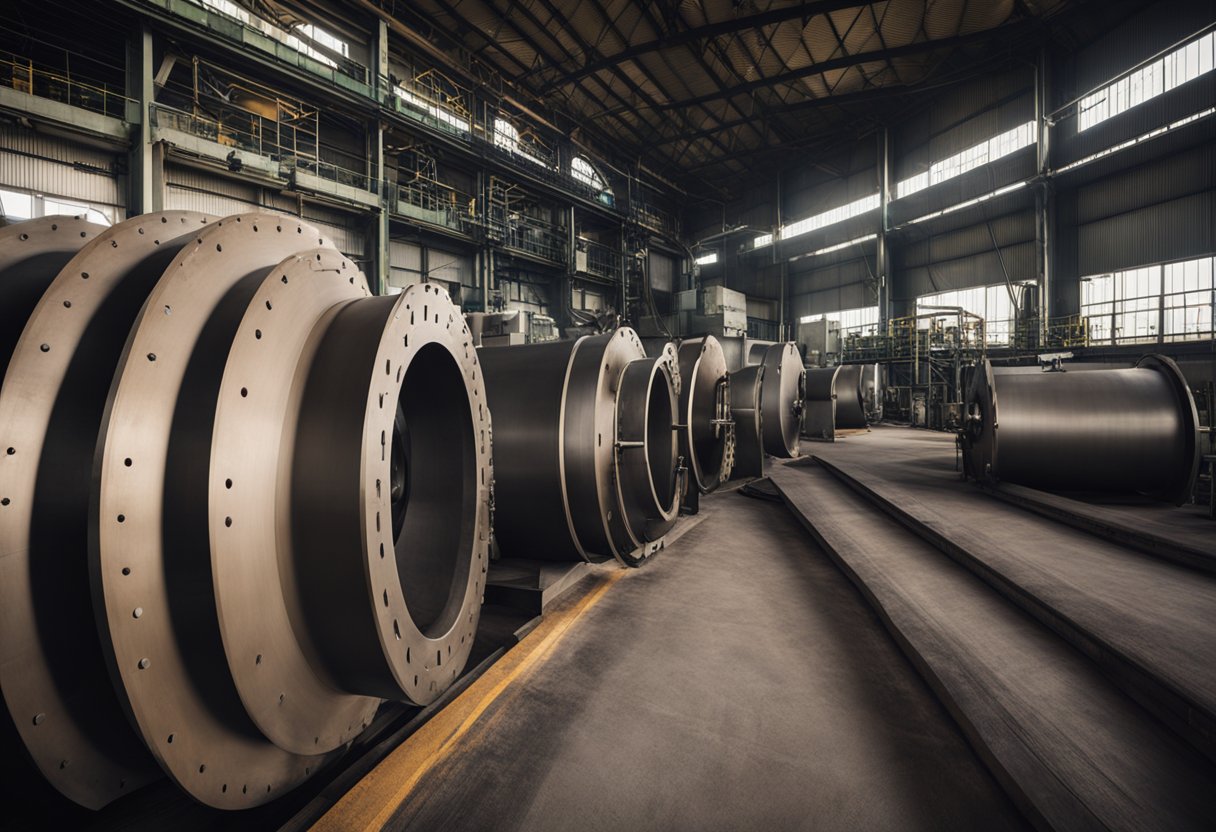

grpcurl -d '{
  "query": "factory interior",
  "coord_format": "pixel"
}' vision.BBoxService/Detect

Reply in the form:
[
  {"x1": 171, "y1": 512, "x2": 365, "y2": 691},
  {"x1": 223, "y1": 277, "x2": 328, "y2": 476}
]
[{"x1": 0, "y1": 0, "x2": 1214, "y2": 829}]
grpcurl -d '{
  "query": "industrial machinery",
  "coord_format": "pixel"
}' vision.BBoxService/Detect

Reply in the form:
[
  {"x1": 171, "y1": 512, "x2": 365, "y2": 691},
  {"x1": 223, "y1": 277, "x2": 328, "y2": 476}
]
[
  {"x1": 676, "y1": 336, "x2": 734, "y2": 493},
  {"x1": 802, "y1": 365, "x2": 866, "y2": 441},
  {"x1": 750, "y1": 342, "x2": 806, "y2": 458},
  {"x1": 728, "y1": 364, "x2": 765, "y2": 479},
  {"x1": 479, "y1": 328, "x2": 682, "y2": 567},
  {"x1": 961, "y1": 356, "x2": 1200, "y2": 503},
  {"x1": 0, "y1": 214, "x2": 491, "y2": 810}
]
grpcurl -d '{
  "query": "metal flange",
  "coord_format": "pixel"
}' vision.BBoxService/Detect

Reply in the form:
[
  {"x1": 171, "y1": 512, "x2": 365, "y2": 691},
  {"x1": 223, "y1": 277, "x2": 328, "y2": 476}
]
[
  {"x1": 207, "y1": 248, "x2": 380, "y2": 755},
  {"x1": 0, "y1": 215, "x2": 105, "y2": 380},
  {"x1": 282, "y1": 281, "x2": 490, "y2": 705},
  {"x1": 92, "y1": 214, "x2": 336, "y2": 808},
  {"x1": 613, "y1": 353, "x2": 681, "y2": 564},
  {"x1": 0, "y1": 212, "x2": 211, "y2": 809},
  {"x1": 676, "y1": 336, "x2": 733, "y2": 493},
  {"x1": 757, "y1": 342, "x2": 805, "y2": 458}
]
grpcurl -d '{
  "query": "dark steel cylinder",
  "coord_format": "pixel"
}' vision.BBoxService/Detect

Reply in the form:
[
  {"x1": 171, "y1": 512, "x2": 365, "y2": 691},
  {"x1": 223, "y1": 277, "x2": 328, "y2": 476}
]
[
  {"x1": 758, "y1": 343, "x2": 805, "y2": 458},
  {"x1": 834, "y1": 364, "x2": 866, "y2": 429},
  {"x1": 728, "y1": 364, "x2": 764, "y2": 479},
  {"x1": 677, "y1": 336, "x2": 733, "y2": 492},
  {"x1": 479, "y1": 328, "x2": 680, "y2": 566},
  {"x1": 963, "y1": 356, "x2": 1199, "y2": 502}
]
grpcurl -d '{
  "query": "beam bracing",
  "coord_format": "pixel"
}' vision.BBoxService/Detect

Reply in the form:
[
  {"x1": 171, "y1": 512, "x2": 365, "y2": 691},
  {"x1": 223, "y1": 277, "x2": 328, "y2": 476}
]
[
  {"x1": 877, "y1": 127, "x2": 891, "y2": 329},
  {"x1": 1035, "y1": 45, "x2": 1053, "y2": 341},
  {"x1": 534, "y1": 0, "x2": 872, "y2": 92},
  {"x1": 127, "y1": 25, "x2": 159, "y2": 214}
]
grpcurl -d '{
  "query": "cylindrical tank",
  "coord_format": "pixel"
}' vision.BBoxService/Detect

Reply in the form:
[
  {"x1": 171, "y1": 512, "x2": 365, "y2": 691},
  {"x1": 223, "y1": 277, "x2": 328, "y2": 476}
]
[
  {"x1": 962, "y1": 356, "x2": 1199, "y2": 502},
  {"x1": 677, "y1": 335, "x2": 733, "y2": 492},
  {"x1": 756, "y1": 342, "x2": 806, "y2": 457},
  {"x1": 728, "y1": 364, "x2": 765, "y2": 479},
  {"x1": 479, "y1": 328, "x2": 681, "y2": 566}
]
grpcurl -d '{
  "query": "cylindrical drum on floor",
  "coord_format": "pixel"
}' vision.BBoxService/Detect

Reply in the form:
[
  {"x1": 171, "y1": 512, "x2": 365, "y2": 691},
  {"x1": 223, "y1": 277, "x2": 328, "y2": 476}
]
[
  {"x1": 677, "y1": 336, "x2": 733, "y2": 493},
  {"x1": 962, "y1": 356, "x2": 1200, "y2": 503},
  {"x1": 834, "y1": 364, "x2": 866, "y2": 429},
  {"x1": 728, "y1": 364, "x2": 765, "y2": 479},
  {"x1": 479, "y1": 328, "x2": 681, "y2": 566},
  {"x1": 757, "y1": 342, "x2": 806, "y2": 458}
]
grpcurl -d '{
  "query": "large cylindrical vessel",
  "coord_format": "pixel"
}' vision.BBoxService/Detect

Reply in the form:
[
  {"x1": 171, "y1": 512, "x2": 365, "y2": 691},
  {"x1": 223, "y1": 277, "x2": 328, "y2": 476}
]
[
  {"x1": 480, "y1": 328, "x2": 681, "y2": 567},
  {"x1": 755, "y1": 342, "x2": 806, "y2": 458},
  {"x1": 677, "y1": 336, "x2": 733, "y2": 493},
  {"x1": 0, "y1": 213, "x2": 492, "y2": 811},
  {"x1": 728, "y1": 364, "x2": 765, "y2": 479},
  {"x1": 962, "y1": 356, "x2": 1199, "y2": 502}
]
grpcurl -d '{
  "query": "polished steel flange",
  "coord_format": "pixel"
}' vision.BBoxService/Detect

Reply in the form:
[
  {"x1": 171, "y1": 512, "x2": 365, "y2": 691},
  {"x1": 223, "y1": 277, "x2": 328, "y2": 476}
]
[
  {"x1": 0, "y1": 215, "x2": 105, "y2": 380},
  {"x1": 676, "y1": 336, "x2": 733, "y2": 493},
  {"x1": 0, "y1": 212, "x2": 211, "y2": 809},
  {"x1": 91, "y1": 215, "x2": 348, "y2": 809}
]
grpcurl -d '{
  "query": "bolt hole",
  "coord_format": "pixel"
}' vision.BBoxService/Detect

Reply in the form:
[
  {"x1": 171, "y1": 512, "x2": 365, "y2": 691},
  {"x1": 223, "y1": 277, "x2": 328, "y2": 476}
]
[
  {"x1": 121, "y1": 567, "x2": 131, "y2": 576},
  {"x1": 224, "y1": 516, "x2": 232, "y2": 527},
  {"x1": 124, "y1": 457, "x2": 132, "y2": 467},
  {"x1": 116, "y1": 514, "x2": 125, "y2": 523},
  {"x1": 240, "y1": 388, "x2": 248, "y2": 398},
  {"x1": 225, "y1": 478, "x2": 233, "y2": 489}
]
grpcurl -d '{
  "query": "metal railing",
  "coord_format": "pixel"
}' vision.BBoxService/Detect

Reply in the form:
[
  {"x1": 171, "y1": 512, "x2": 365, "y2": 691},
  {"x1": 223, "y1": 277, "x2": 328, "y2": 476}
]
[
  {"x1": 500, "y1": 216, "x2": 565, "y2": 263},
  {"x1": 395, "y1": 178, "x2": 476, "y2": 234},
  {"x1": 151, "y1": 102, "x2": 317, "y2": 161},
  {"x1": 580, "y1": 240, "x2": 621, "y2": 281},
  {"x1": 0, "y1": 51, "x2": 132, "y2": 120}
]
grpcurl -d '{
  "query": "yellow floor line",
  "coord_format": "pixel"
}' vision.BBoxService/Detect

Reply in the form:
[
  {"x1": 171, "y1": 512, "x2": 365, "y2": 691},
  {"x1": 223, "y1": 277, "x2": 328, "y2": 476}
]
[{"x1": 311, "y1": 569, "x2": 627, "y2": 832}]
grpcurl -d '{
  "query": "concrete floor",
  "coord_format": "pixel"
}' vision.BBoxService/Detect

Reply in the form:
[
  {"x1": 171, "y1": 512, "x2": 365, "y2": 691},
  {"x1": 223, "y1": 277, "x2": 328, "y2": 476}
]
[
  {"x1": 373, "y1": 489, "x2": 1027, "y2": 832},
  {"x1": 772, "y1": 453, "x2": 1216, "y2": 831}
]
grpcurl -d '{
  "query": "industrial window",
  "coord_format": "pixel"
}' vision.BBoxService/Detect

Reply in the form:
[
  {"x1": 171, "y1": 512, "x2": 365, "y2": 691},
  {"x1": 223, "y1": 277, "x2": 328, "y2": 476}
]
[
  {"x1": 193, "y1": 1, "x2": 349, "y2": 70},
  {"x1": 752, "y1": 232, "x2": 773, "y2": 249},
  {"x1": 571, "y1": 156, "x2": 606, "y2": 191},
  {"x1": 0, "y1": 187, "x2": 113, "y2": 225},
  {"x1": 780, "y1": 193, "x2": 879, "y2": 242},
  {"x1": 1078, "y1": 31, "x2": 1215, "y2": 131},
  {"x1": 800, "y1": 305, "x2": 879, "y2": 337},
  {"x1": 917, "y1": 283, "x2": 1030, "y2": 346},
  {"x1": 393, "y1": 87, "x2": 470, "y2": 132},
  {"x1": 1081, "y1": 257, "x2": 1214, "y2": 344},
  {"x1": 694, "y1": 252, "x2": 718, "y2": 266},
  {"x1": 896, "y1": 122, "x2": 1036, "y2": 199},
  {"x1": 492, "y1": 118, "x2": 551, "y2": 168}
]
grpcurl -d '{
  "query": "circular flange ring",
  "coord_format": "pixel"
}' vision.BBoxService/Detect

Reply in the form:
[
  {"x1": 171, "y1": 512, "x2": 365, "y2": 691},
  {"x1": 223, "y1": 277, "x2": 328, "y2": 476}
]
[
  {"x1": 1135, "y1": 354, "x2": 1201, "y2": 504},
  {"x1": 0, "y1": 212, "x2": 211, "y2": 808},
  {"x1": 677, "y1": 336, "x2": 731, "y2": 493},
  {"x1": 352, "y1": 283, "x2": 490, "y2": 702},
  {"x1": 759, "y1": 343, "x2": 805, "y2": 458},
  {"x1": 0, "y1": 215, "x2": 105, "y2": 379},
  {"x1": 92, "y1": 214, "x2": 336, "y2": 808},
  {"x1": 209, "y1": 248, "x2": 380, "y2": 754},
  {"x1": 612, "y1": 355, "x2": 680, "y2": 563},
  {"x1": 564, "y1": 328, "x2": 649, "y2": 565}
]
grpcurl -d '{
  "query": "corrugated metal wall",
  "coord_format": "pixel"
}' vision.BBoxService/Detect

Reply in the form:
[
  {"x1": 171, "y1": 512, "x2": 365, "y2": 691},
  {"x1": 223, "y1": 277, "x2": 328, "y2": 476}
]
[
  {"x1": 1073, "y1": 143, "x2": 1215, "y2": 275},
  {"x1": 789, "y1": 255, "x2": 876, "y2": 320},
  {"x1": 897, "y1": 209, "x2": 1037, "y2": 300},
  {"x1": 164, "y1": 166, "x2": 368, "y2": 258},
  {"x1": 0, "y1": 126, "x2": 124, "y2": 212}
]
